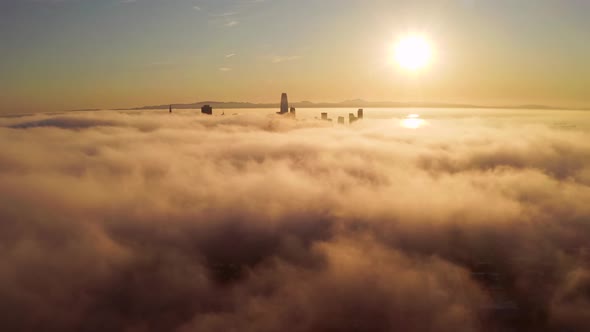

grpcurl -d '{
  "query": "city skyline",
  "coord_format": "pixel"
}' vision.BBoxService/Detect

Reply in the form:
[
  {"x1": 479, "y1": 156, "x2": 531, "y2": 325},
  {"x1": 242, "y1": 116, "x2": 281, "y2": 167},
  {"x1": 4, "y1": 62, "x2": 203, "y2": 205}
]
[
  {"x1": 2, "y1": 0, "x2": 590, "y2": 113},
  {"x1": 106, "y1": 97, "x2": 590, "y2": 113}
]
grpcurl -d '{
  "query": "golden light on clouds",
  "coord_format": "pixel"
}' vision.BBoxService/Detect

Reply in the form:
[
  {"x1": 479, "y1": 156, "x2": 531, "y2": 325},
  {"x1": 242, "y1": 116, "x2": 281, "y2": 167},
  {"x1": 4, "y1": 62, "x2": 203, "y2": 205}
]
[{"x1": 401, "y1": 114, "x2": 427, "y2": 129}]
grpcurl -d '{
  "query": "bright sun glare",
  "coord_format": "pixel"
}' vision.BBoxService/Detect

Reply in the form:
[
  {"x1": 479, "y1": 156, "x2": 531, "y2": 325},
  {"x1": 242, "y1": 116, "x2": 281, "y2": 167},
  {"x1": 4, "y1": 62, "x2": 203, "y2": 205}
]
[
  {"x1": 401, "y1": 114, "x2": 426, "y2": 129},
  {"x1": 394, "y1": 36, "x2": 433, "y2": 71}
]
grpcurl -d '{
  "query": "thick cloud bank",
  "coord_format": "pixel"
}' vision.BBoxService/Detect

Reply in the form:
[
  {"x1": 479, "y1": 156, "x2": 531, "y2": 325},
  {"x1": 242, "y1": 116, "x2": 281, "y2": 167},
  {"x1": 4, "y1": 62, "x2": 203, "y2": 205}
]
[{"x1": 1, "y1": 109, "x2": 589, "y2": 331}]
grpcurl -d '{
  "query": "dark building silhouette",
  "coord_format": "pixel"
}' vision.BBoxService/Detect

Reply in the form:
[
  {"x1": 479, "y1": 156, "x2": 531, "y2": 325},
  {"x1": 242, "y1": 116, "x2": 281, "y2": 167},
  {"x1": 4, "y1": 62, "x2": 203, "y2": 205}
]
[
  {"x1": 357, "y1": 109, "x2": 364, "y2": 119},
  {"x1": 277, "y1": 93, "x2": 289, "y2": 114},
  {"x1": 349, "y1": 113, "x2": 358, "y2": 124},
  {"x1": 320, "y1": 113, "x2": 333, "y2": 122},
  {"x1": 290, "y1": 107, "x2": 296, "y2": 117},
  {"x1": 201, "y1": 104, "x2": 213, "y2": 115},
  {"x1": 338, "y1": 116, "x2": 345, "y2": 124}
]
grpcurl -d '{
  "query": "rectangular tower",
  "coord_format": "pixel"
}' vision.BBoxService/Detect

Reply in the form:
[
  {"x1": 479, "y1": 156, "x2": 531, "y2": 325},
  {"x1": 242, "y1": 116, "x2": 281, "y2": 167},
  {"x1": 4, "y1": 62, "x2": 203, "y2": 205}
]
[{"x1": 201, "y1": 105, "x2": 213, "y2": 115}]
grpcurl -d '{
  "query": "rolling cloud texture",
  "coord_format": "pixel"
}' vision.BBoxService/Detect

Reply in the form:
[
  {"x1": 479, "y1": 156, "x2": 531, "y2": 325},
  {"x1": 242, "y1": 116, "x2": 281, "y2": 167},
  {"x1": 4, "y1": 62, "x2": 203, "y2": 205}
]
[{"x1": 1, "y1": 110, "x2": 589, "y2": 331}]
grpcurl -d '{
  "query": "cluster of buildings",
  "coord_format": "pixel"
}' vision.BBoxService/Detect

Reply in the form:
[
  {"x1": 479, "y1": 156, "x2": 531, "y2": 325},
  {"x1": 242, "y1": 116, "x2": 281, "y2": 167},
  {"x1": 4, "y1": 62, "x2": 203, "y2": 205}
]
[
  {"x1": 319, "y1": 108, "x2": 364, "y2": 124},
  {"x1": 279, "y1": 93, "x2": 364, "y2": 124},
  {"x1": 171, "y1": 93, "x2": 365, "y2": 124},
  {"x1": 277, "y1": 93, "x2": 296, "y2": 117}
]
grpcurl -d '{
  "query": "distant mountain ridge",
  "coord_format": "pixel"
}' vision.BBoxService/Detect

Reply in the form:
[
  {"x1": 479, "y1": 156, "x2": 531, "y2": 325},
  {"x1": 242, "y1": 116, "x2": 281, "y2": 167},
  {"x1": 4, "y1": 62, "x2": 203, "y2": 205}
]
[{"x1": 119, "y1": 100, "x2": 587, "y2": 111}]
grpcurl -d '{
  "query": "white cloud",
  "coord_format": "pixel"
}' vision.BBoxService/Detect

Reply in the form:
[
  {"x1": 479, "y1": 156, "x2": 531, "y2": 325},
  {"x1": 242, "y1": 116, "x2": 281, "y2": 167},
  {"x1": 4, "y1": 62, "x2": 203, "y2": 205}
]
[
  {"x1": 209, "y1": 12, "x2": 237, "y2": 18},
  {"x1": 225, "y1": 20, "x2": 239, "y2": 27},
  {"x1": 270, "y1": 55, "x2": 302, "y2": 63}
]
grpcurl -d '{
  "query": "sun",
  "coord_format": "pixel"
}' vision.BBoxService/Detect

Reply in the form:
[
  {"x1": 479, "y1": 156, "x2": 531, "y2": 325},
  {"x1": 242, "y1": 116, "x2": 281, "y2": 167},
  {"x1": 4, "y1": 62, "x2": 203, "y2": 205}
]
[{"x1": 393, "y1": 36, "x2": 433, "y2": 71}]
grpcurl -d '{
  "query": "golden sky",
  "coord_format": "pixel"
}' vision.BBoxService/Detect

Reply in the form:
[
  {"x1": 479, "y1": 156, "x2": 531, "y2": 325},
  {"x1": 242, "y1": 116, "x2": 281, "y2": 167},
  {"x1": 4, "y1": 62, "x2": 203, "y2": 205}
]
[{"x1": 1, "y1": 0, "x2": 590, "y2": 113}]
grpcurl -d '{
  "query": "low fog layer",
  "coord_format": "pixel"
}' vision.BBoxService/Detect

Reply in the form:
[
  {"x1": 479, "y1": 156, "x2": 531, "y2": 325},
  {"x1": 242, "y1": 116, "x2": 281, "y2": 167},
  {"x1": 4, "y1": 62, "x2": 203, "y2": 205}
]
[{"x1": 1, "y1": 110, "x2": 589, "y2": 332}]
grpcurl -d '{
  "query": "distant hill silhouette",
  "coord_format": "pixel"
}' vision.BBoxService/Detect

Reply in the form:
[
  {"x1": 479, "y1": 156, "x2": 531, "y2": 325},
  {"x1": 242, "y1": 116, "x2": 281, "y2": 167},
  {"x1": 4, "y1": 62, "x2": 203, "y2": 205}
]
[{"x1": 119, "y1": 100, "x2": 587, "y2": 111}]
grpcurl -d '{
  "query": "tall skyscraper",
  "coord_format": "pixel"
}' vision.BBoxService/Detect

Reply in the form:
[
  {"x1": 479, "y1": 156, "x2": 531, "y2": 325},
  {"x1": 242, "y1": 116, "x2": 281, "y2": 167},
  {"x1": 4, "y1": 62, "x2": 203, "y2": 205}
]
[{"x1": 279, "y1": 93, "x2": 289, "y2": 114}]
